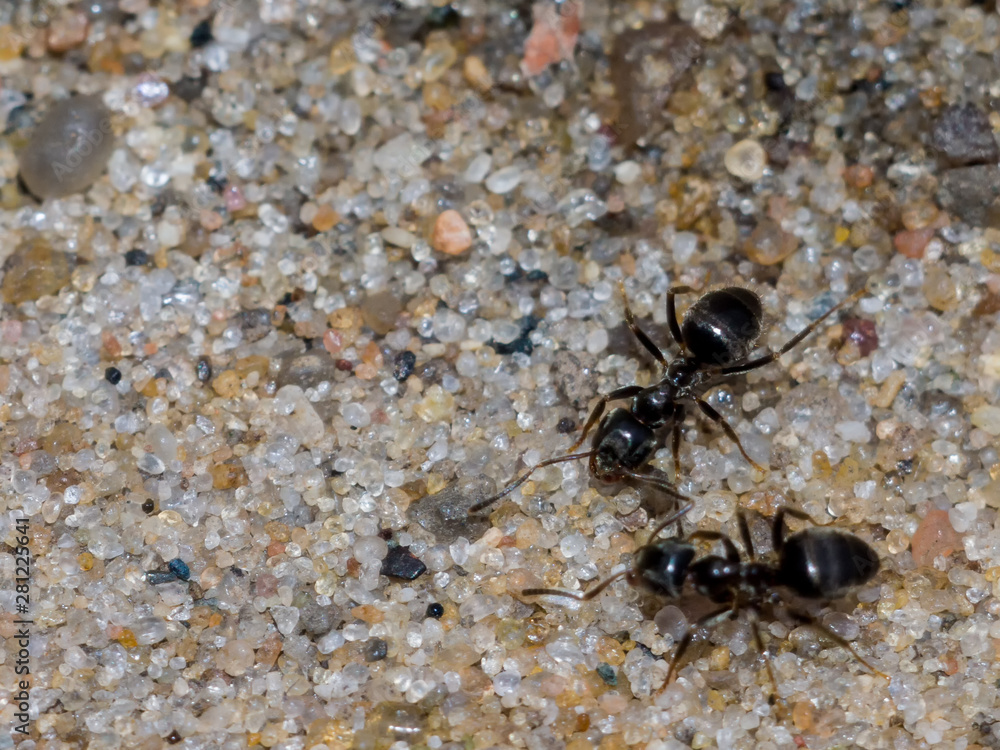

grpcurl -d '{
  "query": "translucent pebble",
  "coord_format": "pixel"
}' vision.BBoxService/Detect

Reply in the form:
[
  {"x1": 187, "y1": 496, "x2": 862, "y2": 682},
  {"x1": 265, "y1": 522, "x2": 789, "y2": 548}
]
[
  {"x1": 795, "y1": 74, "x2": 818, "y2": 101},
  {"x1": 271, "y1": 606, "x2": 300, "y2": 636},
  {"x1": 557, "y1": 189, "x2": 608, "y2": 227},
  {"x1": 342, "y1": 403, "x2": 371, "y2": 428},
  {"x1": 339, "y1": 98, "x2": 362, "y2": 135},
  {"x1": 586, "y1": 328, "x2": 609, "y2": 354},
  {"x1": 822, "y1": 612, "x2": 860, "y2": 640},
  {"x1": 432, "y1": 309, "x2": 466, "y2": 343},
  {"x1": 455, "y1": 351, "x2": 478, "y2": 377},
  {"x1": 218, "y1": 640, "x2": 255, "y2": 676},
  {"x1": 491, "y1": 320, "x2": 521, "y2": 344},
  {"x1": 449, "y1": 538, "x2": 470, "y2": 566},
  {"x1": 138, "y1": 453, "x2": 166, "y2": 475},
  {"x1": 343, "y1": 623, "x2": 368, "y2": 641},
  {"x1": 727, "y1": 468, "x2": 754, "y2": 494},
  {"x1": 971, "y1": 405, "x2": 1000, "y2": 436},
  {"x1": 132, "y1": 616, "x2": 168, "y2": 646},
  {"x1": 18, "y1": 95, "x2": 115, "y2": 198},
  {"x1": 870, "y1": 349, "x2": 895, "y2": 383},
  {"x1": 672, "y1": 232, "x2": 698, "y2": 264},
  {"x1": 614, "y1": 160, "x2": 642, "y2": 185},
  {"x1": 545, "y1": 638, "x2": 585, "y2": 664},
  {"x1": 12, "y1": 470, "x2": 36, "y2": 494},
  {"x1": 463, "y1": 153, "x2": 492, "y2": 183},
  {"x1": 355, "y1": 536, "x2": 388, "y2": 564},
  {"x1": 752, "y1": 407, "x2": 780, "y2": 435},
  {"x1": 835, "y1": 421, "x2": 870, "y2": 443},
  {"x1": 427, "y1": 441, "x2": 448, "y2": 462},
  {"x1": 400, "y1": 178, "x2": 431, "y2": 204},
  {"x1": 560, "y1": 533, "x2": 588, "y2": 559},
  {"x1": 654, "y1": 605, "x2": 688, "y2": 640},
  {"x1": 542, "y1": 82, "x2": 565, "y2": 108},
  {"x1": 854, "y1": 480, "x2": 876, "y2": 500},
  {"x1": 146, "y1": 423, "x2": 178, "y2": 463},
  {"x1": 317, "y1": 630, "x2": 346, "y2": 654},
  {"x1": 948, "y1": 502, "x2": 977, "y2": 533},
  {"x1": 724, "y1": 139, "x2": 767, "y2": 181},
  {"x1": 88, "y1": 527, "x2": 124, "y2": 560},
  {"x1": 485, "y1": 166, "x2": 523, "y2": 195},
  {"x1": 258, "y1": 203, "x2": 290, "y2": 233},
  {"x1": 493, "y1": 671, "x2": 521, "y2": 697}
]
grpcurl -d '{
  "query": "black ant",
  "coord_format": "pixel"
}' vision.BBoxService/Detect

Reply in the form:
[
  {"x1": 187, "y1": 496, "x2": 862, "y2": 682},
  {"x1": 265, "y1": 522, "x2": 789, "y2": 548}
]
[
  {"x1": 523, "y1": 503, "x2": 885, "y2": 705},
  {"x1": 469, "y1": 283, "x2": 862, "y2": 514}
]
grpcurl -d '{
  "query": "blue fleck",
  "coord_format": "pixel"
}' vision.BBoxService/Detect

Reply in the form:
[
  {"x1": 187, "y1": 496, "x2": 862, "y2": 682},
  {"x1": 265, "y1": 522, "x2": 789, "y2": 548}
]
[
  {"x1": 168, "y1": 558, "x2": 191, "y2": 581},
  {"x1": 596, "y1": 662, "x2": 617, "y2": 686},
  {"x1": 146, "y1": 571, "x2": 178, "y2": 585}
]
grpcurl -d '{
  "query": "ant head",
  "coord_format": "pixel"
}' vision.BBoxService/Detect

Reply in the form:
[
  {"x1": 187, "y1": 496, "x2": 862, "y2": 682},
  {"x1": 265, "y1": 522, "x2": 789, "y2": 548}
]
[{"x1": 634, "y1": 539, "x2": 695, "y2": 599}]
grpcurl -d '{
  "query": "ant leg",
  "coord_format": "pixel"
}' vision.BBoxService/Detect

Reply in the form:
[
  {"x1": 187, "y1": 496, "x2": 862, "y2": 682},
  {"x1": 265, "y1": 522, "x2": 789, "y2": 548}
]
[
  {"x1": 660, "y1": 606, "x2": 735, "y2": 689},
  {"x1": 619, "y1": 281, "x2": 668, "y2": 367},
  {"x1": 467, "y1": 451, "x2": 595, "y2": 514},
  {"x1": 748, "y1": 610, "x2": 786, "y2": 715},
  {"x1": 687, "y1": 530, "x2": 741, "y2": 564},
  {"x1": 646, "y1": 501, "x2": 694, "y2": 544},
  {"x1": 615, "y1": 466, "x2": 689, "y2": 502},
  {"x1": 671, "y1": 404, "x2": 686, "y2": 479},
  {"x1": 667, "y1": 285, "x2": 695, "y2": 350},
  {"x1": 786, "y1": 608, "x2": 888, "y2": 681},
  {"x1": 567, "y1": 385, "x2": 644, "y2": 453},
  {"x1": 523, "y1": 569, "x2": 630, "y2": 601},
  {"x1": 695, "y1": 397, "x2": 766, "y2": 473},
  {"x1": 718, "y1": 288, "x2": 865, "y2": 376},
  {"x1": 772, "y1": 506, "x2": 813, "y2": 555},
  {"x1": 736, "y1": 510, "x2": 755, "y2": 559}
]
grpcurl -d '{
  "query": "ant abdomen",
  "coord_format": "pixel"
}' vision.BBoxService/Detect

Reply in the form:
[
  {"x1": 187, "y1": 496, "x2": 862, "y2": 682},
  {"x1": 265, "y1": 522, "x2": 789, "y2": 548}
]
[
  {"x1": 778, "y1": 528, "x2": 880, "y2": 600},
  {"x1": 681, "y1": 287, "x2": 764, "y2": 366}
]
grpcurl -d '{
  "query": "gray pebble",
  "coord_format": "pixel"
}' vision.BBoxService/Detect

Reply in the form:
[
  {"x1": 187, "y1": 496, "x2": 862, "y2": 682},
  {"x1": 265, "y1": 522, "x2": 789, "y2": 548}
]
[
  {"x1": 18, "y1": 95, "x2": 115, "y2": 199},
  {"x1": 931, "y1": 104, "x2": 999, "y2": 167}
]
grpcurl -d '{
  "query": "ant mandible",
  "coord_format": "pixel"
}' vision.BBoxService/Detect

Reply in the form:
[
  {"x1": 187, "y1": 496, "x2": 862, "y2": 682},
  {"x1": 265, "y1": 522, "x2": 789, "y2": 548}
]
[
  {"x1": 523, "y1": 504, "x2": 885, "y2": 705},
  {"x1": 469, "y1": 282, "x2": 863, "y2": 514}
]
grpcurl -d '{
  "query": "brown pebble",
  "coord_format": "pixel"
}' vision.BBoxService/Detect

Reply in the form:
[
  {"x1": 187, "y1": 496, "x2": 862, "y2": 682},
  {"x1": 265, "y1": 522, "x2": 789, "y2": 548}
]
[
  {"x1": 328, "y1": 306, "x2": 363, "y2": 330},
  {"x1": 842, "y1": 318, "x2": 878, "y2": 356},
  {"x1": 923, "y1": 266, "x2": 958, "y2": 311},
  {"x1": 893, "y1": 227, "x2": 934, "y2": 259},
  {"x1": 210, "y1": 461, "x2": 247, "y2": 490},
  {"x1": 47, "y1": 11, "x2": 90, "y2": 53},
  {"x1": 911, "y1": 509, "x2": 961, "y2": 567},
  {"x1": 463, "y1": 55, "x2": 493, "y2": 92},
  {"x1": 1, "y1": 237, "x2": 74, "y2": 304},
  {"x1": 431, "y1": 210, "x2": 474, "y2": 255},
  {"x1": 873, "y1": 369, "x2": 907, "y2": 409},
  {"x1": 743, "y1": 219, "x2": 800, "y2": 265},
  {"x1": 256, "y1": 633, "x2": 283, "y2": 667},
  {"x1": 211, "y1": 370, "x2": 242, "y2": 398},
  {"x1": 844, "y1": 164, "x2": 874, "y2": 189},
  {"x1": 312, "y1": 204, "x2": 339, "y2": 232},
  {"x1": 361, "y1": 291, "x2": 403, "y2": 335}
]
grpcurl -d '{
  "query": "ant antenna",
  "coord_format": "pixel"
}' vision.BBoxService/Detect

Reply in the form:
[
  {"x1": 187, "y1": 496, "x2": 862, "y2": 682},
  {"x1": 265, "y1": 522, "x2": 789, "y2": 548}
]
[
  {"x1": 647, "y1": 502, "x2": 694, "y2": 544},
  {"x1": 523, "y1": 568, "x2": 630, "y2": 601},
  {"x1": 467, "y1": 451, "x2": 596, "y2": 515}
]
